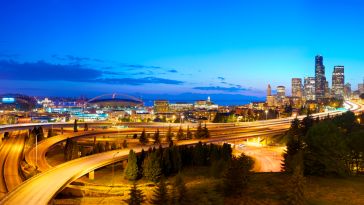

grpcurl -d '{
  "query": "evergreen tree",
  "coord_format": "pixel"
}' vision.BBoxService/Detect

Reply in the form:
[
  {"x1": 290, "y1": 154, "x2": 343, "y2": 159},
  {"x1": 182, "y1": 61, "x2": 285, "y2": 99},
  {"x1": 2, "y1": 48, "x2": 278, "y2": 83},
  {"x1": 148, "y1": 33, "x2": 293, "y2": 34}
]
[
  {"x1": 171, "y1": 146, "x2": 182, "y2": 173},
  {"x1": 84, "y1": 123, "x2": 89, "y2": 131},
  {"x1": 139, "y1": 129, "x2": 148, "y2": 145},
  {"x1": 223, "y1": 154, "x2": 254, "y2": 196},
  {"x1": 176, "y1": 126, "x2": 184, "y2": 141},
  {"x1": 150, "y1": 178, "x2": 169, "y2": 205},
  {"x1": 73, "y1": 119, "x2": 78, "y2": 132},
  {"x1": 194, "y1": 123, "x2": 203, "y2": 139},
  {"x1": 143, "y1": 152, "x2": 162, "y2": 182},
  {"x1": 193, "y1": 142, "x2": 205, "y2": 166},
  {"x1": 125, "y1": 183, "x2": 145, "y2": 205},
  {"x1": 153, "y1": 129, "x2": 161, "y2": 144},
  {"x1": 133, "y1": 133, "x2": 138, "y2": 139},
  {"x1": 202, "y1": 124, "x2": 210, "y2": 138},
  {"x1": 186, "y1": 126, "x2": 193, "y2": 140},
  {"x1": 162, "y1": 148, "x2": 172, "y2": 176},
  {"x1": 287, "y1": 166, "x2": 306, "y2": 205},
  {"x1": 123, "y1": 139, "x2": 128, "y2": 148},
  {"x1": 166, "y1": 126, "x2": 174, "y2": 143},
  {"x1": 124, "y1": 150, "x2": 139, "y2": 181},
  {"x1": 283, "y1": 118, "x2": 304, "y2": 173}
]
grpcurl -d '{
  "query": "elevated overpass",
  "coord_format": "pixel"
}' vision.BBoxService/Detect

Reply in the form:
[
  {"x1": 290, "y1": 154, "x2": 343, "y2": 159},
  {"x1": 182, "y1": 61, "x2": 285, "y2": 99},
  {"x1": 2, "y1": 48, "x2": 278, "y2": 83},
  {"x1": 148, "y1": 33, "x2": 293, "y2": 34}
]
[{"x1": 0, "y1": 100, "x2": 362, "y2": 204}]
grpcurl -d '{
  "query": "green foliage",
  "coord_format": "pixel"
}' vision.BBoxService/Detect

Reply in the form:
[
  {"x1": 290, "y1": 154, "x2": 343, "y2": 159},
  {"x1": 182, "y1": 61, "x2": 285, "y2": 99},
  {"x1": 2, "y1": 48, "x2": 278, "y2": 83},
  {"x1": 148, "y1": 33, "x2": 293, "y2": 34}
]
[
  {"x1": 84, "y1": 123, "x2": 88, "y2": 131},
  {"x1": 332, "y1": 111, "x2": 357, "y2": 134},
  {"x1": 143, "y1": 151, "x2": 162, "y2": 182},
  {"x1": 166, "y1": 126, "x2": 174, "y2": 143},
  {"x1": 176, "y1": 126, "x2": 184, "y2": 140},
  {"x1": 153, "y1": 129, "x2": 160, "y2": 144},
  {"x1": 73, "y1": 119, "x2": 78, "y2": 132},
  {"x1": 162, "y1": 148, "x2": 172, "y2": 176},
  {"x1": 195, "y1": 123, "x2": 210, "y2": 139},
  {"x1": 122, "y1": 139, "x2": 128, "y2": 148},
  {"x1": 124, "y1": 150, "x2": 139, "y2": 181},
  {"x1": 283, "y1": 118, "x2": 304, "y2": 173},
  {"x1": 125, "y1": 183, "x2": 145, "y2": 205},
  {"x1": 139, "y1": 129, "x2": 148, "y2": 145},
  {"x1": 304, "y1": 121, "x2": 348, "y2": 176},
  {"x1": 150, "y1": 178, "x2": 169, "y2": 205},
  {"x1": 223, "y1": 154, "x2": 254, "y2": 196},
  {"x1": 186, "y1": 126, "x2": 193, "y2": 140}
]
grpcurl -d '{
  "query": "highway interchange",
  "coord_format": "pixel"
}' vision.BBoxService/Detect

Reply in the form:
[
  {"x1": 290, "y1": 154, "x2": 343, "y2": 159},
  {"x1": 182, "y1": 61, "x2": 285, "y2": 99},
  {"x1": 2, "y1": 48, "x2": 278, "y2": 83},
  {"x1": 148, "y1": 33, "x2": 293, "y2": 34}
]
[{"x1": 0, "y1": 100, "x2": 362, "y2": 204}]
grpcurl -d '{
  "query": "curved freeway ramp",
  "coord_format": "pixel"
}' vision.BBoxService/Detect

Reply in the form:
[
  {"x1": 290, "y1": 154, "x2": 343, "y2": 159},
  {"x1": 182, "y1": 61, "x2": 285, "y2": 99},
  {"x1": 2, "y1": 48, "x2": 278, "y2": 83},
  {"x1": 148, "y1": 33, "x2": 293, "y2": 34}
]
[{"x1": 0, "y1": 101, "x2": 361, "y2": 205}]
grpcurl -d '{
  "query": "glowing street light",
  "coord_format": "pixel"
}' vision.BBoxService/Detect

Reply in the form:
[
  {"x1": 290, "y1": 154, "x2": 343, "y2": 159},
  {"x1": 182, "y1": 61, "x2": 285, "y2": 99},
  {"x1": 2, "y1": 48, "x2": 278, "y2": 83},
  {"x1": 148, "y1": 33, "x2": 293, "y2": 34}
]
[{"x1": 265, "y1": 110, "x2": 268, "y2": 120}]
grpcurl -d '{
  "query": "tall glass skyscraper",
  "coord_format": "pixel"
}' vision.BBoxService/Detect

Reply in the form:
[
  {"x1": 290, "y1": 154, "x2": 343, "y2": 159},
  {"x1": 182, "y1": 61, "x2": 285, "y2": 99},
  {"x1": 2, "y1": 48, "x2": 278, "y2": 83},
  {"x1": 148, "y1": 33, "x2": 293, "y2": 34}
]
[
  {"x1": 332, "y1": 66, "x2": 345, "y2": 99},
  {"x1": 315, "y1": 55, "x2": 326, "y2": 101}
]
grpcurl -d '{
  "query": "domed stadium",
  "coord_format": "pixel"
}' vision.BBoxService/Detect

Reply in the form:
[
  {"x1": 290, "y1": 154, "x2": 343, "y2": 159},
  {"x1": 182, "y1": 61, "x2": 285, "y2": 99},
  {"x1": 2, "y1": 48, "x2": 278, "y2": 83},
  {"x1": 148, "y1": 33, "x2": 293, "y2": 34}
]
[
  {"x1": 0, "y1": 94, "x2": 37, "y2": 111},
  {"x1": 87, "y1": 93, "x2": 143, "y2": 108}
]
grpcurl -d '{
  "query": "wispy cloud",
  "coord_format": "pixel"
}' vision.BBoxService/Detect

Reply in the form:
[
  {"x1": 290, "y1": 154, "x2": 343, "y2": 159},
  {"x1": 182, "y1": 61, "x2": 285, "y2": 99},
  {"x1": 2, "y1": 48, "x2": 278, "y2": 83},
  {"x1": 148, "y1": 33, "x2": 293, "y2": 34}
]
[
  {"x1": 0, "y1": 60, "x2": 183, "y2": 85},
  {"x1": 217, "y1": 76, "x2": 225, "y2": 81}
]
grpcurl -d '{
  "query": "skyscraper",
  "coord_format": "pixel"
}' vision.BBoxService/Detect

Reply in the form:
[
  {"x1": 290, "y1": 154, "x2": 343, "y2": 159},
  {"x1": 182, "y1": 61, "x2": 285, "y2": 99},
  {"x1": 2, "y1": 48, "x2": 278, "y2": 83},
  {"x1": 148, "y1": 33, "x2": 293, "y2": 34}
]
[
  {"x1": 267, "y1": 84, "x2": 272, "y2": 96},
  {"x1": 304, "y1": 77, "x2": 316, "y2": 101},
  {"x1": 276, "y1": 86, "x2": 286, "y2": 99},
  {"x1": 332, "y1": 66, "x2": 345, "y2": 99},
  {"x1": 315, "y1": 55, "x2": 326, "y2": 101},
  {"x1": 291, "y1": 78, "x2": 302, "y2": 98}
]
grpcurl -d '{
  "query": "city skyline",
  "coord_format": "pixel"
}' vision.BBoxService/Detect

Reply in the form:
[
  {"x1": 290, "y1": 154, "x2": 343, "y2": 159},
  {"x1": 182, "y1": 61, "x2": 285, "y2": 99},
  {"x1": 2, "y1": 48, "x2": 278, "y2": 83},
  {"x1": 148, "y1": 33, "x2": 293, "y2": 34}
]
[{"x1": 1, "y1": 0, "x2": 364, "y2": 99}]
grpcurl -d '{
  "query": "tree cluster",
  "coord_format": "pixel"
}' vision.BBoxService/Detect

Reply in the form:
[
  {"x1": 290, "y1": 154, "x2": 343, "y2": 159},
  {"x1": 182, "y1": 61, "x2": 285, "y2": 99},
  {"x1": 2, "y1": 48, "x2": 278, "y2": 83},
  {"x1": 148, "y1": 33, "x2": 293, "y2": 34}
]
[
  {"x1": 283, "y1": 111, "x2": 364, "y2": 176},
  {"x1": 124, "y1": 142, "x2": 232, "y2": 182}
]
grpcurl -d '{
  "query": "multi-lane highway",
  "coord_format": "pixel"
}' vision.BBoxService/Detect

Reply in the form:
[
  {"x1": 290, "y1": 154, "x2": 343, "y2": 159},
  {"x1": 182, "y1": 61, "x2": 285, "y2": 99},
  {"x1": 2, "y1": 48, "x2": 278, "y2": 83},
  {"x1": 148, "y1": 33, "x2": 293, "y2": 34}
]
[
  {"x1": 0, "y1": 100, "x2": 362, "y2": 204},
  {"x1": 0, "y1": 131, "x2": 26, "y2": 198}
]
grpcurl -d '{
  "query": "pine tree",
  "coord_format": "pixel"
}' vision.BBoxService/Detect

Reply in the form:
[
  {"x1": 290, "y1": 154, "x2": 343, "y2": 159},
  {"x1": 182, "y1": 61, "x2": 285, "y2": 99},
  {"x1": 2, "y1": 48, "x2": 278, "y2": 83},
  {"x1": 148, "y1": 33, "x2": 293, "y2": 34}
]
[
  {"x1": 166, "y1": 126, "x2": 174, "y2": 144},
  {"x1": 202, "y1": 124, "x2": 210, "y2": 138},
  {"x1": 153, "y1": 129, "x2": 160, "y2": 144},
  {"x1": 124, "y1": 150, "x2": 139, "y2": 180},
  {"x1": 283, "y1": 119, "x2": 304, "y2": 173},
  {"x1": 150, "y1": 178, "x2": 169, "y2": 205},
  {"x1": 162, "y1": 148, "x2": 172, "y2": 176},
  {"x1": 143, "y1": 152, "x2": 162, "y2": 182},
  {"x1": 139, "y1": 129, "x2": 148, "y2": 145},
  {"x1": 223, "y1": 154, "x2": 254, "y2": 196},
  {"x1": 84, "y1": 123, "x2": 89, "y2": 131},
  {"x1": 194, "y1": 123, "x2": 203, "y2": 139},
  {"x1": 287, "y1": 166, "x2": 306, "y2": 205},
  {"x1": 125, "y1": 183, "x2": 145, "y2": 205},
  {"x1": 123, "y1": 139, "x2": 128, "y2": 148},
  {"x1": 186, "y1": 126, "x2": 193, "y2": 140},
  {"x1": 176, "y1": 126, "x2": 184, "y2": 141},
  {"x1": 171, "y1": 146, "x2": 182, "y2": 173},
  {"x1": 74, "y1": 119, "x2": 78, "y2": 132}
]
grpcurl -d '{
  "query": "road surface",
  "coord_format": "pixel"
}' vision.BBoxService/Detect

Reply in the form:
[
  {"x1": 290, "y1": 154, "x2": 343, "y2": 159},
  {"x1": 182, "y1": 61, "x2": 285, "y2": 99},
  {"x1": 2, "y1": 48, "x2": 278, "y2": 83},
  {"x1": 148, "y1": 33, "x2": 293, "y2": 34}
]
[{"x1": 1, "y1": 100, "x2": 362, "y2": 204}]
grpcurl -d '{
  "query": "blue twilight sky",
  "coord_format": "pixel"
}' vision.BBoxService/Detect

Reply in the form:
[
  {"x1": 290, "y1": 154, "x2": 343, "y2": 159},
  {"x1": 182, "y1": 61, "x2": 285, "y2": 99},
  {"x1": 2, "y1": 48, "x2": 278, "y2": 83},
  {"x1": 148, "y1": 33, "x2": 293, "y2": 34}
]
[{"x1": 0, "y1": 0, "x2": 364, "y2": 101}]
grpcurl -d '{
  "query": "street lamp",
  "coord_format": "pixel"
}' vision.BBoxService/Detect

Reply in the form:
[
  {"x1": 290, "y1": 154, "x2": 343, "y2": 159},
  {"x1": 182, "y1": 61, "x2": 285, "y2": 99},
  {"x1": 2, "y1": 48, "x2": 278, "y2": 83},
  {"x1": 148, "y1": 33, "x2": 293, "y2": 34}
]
[
  {"x1": 181, "y1": 115, "x2": 185, "y2": 125},
  {"x1": 265, "y1": 110, "x2": 268, "y2": 120}
]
